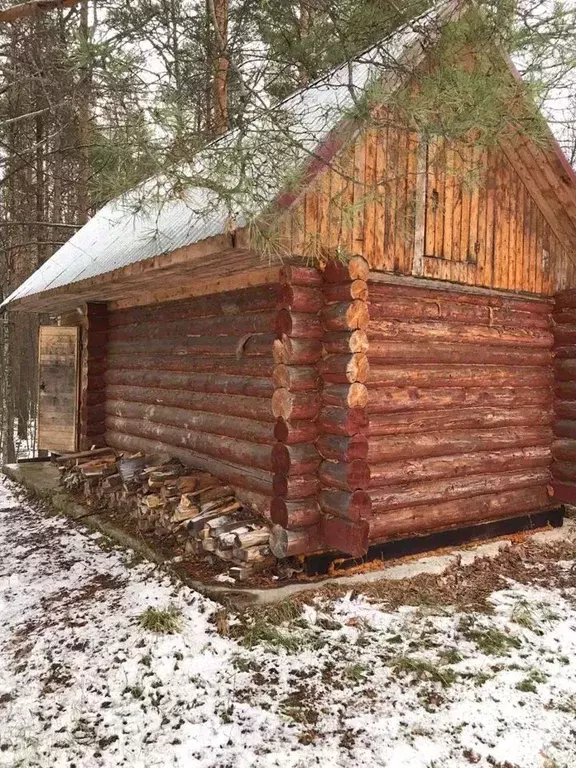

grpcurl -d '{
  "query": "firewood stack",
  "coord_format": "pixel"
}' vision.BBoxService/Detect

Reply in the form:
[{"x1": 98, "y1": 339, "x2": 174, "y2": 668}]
[{"x1": 57, "y1": 447, "x2": 275, "y2": 578}]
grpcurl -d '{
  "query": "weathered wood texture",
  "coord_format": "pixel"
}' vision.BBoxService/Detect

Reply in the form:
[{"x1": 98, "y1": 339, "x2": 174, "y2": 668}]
[
  {"x1": 38, "y1": 325, "x2": 79, "y2": 452},
  {"x1": 552, "y1": 288, "x2": 576, "y2": 503},
  {"x1": 367, "y1": 281, "x2": 554, "y2": 542},
  {"x1": 105, "y1": 285, "x2": 279, "y2": 513},
  {"x1": 278, "y1": 123, "x2": 576, "y2": 295},
  {"x1": 79, "y1": 303, "x2": 108, "y2": 450}
]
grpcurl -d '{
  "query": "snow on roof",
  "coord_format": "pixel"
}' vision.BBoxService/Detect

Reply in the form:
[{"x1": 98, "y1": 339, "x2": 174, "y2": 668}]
[{"x1": 1, "y1": 2, "x2": 457, "y2": 308}]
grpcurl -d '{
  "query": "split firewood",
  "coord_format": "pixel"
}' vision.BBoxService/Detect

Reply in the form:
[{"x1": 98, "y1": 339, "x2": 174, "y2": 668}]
[
  {"x1": 233, "y1": 545, "x2": 271, "y2": 563},
  {"x1": 143, "y1": 494, "x2": 163, "y2": 510},
  {"x1": 171, "y1": 503, "x2": 201, "y2": 524},
  {"x1": 234, "y1": 528, "x2": 270, "y2": 549},
  {"x1": 176, "y1": 476, "x2": 198, "y2": 494}
]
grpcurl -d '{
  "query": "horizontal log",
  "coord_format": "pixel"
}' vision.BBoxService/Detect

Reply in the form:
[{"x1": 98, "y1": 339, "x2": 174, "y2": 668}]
[
  {"x1": 107, "y1": 354, "x2": 275, "y2": 378},
  {"x1": 319, "y1": 489, "x2": 372, "y2": 521},
  {"x1": 322, "y1": 516, "x2": 369, "y2": 557},
  {"x1": 274, "y1": 418, "x2": 319, "y2": 445},
  {"x1": 84, "y1": 390, "x2": 107, "y2": 407},
  {"x1": 106, "y1": 400, "x2": 274, "y2": 443},
  {"x1": 279, "y1": 284, "x2": 323, "y2": 312},
  {"x1": 269, "y1": 524, "x2": 322, "y2": 557},
  {"x1": 368, "y1": 296, "x2": 551, "y2": 330},
  {"x1": 271, "y1": 388, "x2": 320, "y2": 420},
  {"x1": 554, "y1": 420, "x2": 576, "y2": 439},
  {"x1": 107, "y1": 334, "x2": 274, "y2": 358},
  {"x1": 273, "y1": 336, "x2": 322, "y2": 364},
  {"x1": 109, "y1": 310, "x2": 278, "y2": 341},
  {"x1": 370, "y1": 445, "x2": 551, "y2": 487},
  {"x1": 553, "y1": 345, "x2": 576, "y2": 360},
  {"x1": 369, "y1": 281, "x2": 551, "y2": 315},
  {"x1": 105, "y1": 369, "x2": 274, "y2": 398},
  {"x1": 554, "y1": 326, "x2": 576, "y2": 346},
  {"x1": 324, "y1": 280, "x2": 368, "y2": 303},
  {"x1": 319, "y1": 354, "x2": 370, "y2": 384},
  {"x1": 272, "y1": 365, "x2": 319, "y2": 392},
  {"x1": 106, "y1": 385, "x2": 275, "y2": 423},
  {"x1": 552, "y1": 439, "x2": 576, "y2": 463},
  {"x1": 555, "y1": 290, "x2": 576, "y2": 309},
  {"x1": 368, "y1": 340, "x2": 551, "y2": 366},
  {"x1": 322, "y1": 383, "x2": 368, "y2": 409},
  {"x1": 369, "y1": 319, "x2": 553, "y2": 348},
  {"x1": 323, "y1": 330, "x2": 369, "y2": 355},
  {"x1": 368, "y1": 426, "x2": 553, "y2": 463},
  {"x1": 555, "y1": 381, "x2": 576, "y2": 402},
  {"x1": 105, "y1": 432, "x2": 273, "y2": 505},
  {"x1": 555, "y1": 401, "x2": 576, "y2": 420},
  {"x1": 551, "y1": 460, "x2": 576, "y2": 482},
  {"x1": 555, "y1": 359, "x2": 576, "y2": 381},
  {"x1": 551, "y1": 309, "x2": 576, "y2": 325},
  {"x1": 369, "y1": 364, "x2": 552, "y2": 389},
  {"x1": 324, "y1": 256, "x2": 369, "y2": 283},
  {"x1": 271, "y1": 443, "x2": 321, "y2": 475},
  {"x1": 276, "y1": 310, "x2": 323, "y2": 339},
  {"x1": 319, "y1": 459, "x2": 370, "y2": 491},
  {"x1": 109, "y1": 284, "x2": 280, "y2": 327},
  {"x1": 322, "y1": 300, "x2": 369, "y2": 331},
  {"x1": 316, "y1": 433, "x2": 369, "y2": 462},
  {"x1": 270, "y1": 498, "x2": 322, "y2": 529},
  {"x1": 552, "y1": 481, "x2": 576, "y2": 504},
  {"x1": 318, "y1": 406, "x2": 369, "y2": 436},
  {"x1": 367, "y1": 386, "x2": 552, "y2": 414},
  {"x1": 280, "y1": 265, "x2": 323, "y2": 286},
  {"x1": 368, "y1": 486, "x2": 552, "y2": 542},
  {"x1": 368, "y1": 406, "x2": 551, "y2": 437},
  {"x1": 105, "y1": 415, "x2": 274, "y2": 471},
  {"x1": 371, "y1": 469, "x2": 550, "y2": 513},
  {"x1": 272, "y1": 473, "x2": 319, "y2": 500}
]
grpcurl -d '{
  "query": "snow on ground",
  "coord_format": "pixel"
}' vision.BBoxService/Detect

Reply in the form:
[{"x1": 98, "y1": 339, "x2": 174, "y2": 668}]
[{"x1": 1, "y1": 477, "x2": 576, "y2": 768}]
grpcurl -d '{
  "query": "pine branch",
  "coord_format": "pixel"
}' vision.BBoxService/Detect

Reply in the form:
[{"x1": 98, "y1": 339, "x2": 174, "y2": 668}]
[{"x1": 0, "y1": 0, "x2": 82, "y2": 23}]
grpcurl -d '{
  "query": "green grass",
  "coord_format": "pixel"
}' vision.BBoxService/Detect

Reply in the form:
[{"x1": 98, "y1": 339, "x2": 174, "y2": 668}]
[
  {"x1": 137, "y1": 604, "x2": 182, "y2": 635},
  {"x1": 458, "y1": 617, "x2": 522, "y2": 656},
  {"x1": 392, "y1": 656, "x2": 458, "y2": 687}
]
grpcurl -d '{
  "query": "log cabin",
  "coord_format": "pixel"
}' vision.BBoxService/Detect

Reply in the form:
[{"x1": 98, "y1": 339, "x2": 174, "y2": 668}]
[{"x1": 4, "y1": 3, "x2": 576, "y2": 559}]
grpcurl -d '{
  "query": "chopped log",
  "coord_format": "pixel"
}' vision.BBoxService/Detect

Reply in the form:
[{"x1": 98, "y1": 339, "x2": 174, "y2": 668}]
[
  {"x1": 324, "y1": 280, "x2": 368, "y2": 303},
  {"x1": 276, "y1": 310, "x2": 323, "y2": 339},
  {"x1": 318, "y1": 406, "x2": 368, "y2": 436},
  {"x1": 321, "y1": 301, "x2": 369, "y2": 331},
  {"x1": 371, "y1": 469, "x2": 550, "y2": 512},
  {"x1": 316, "y1": 433, "x2": 369, "y2": 462},
  {"x1": 322, "y1": 383, "x2": 368, "y2": 409},
  {"x1": 322, "y1": 516, "x2": 369, "y2": 557},
  {"x1": 272, "y1": 473, "x2": 319, "y2": 500},
  {"x1": 274, "y1": 418, "x2": 319, "y2": 445},
  {"x1": 143, "y1": 494, "x2": 163, "y2": 509},
  {"x1": 280, "y1": 264, "x2": 323, "y2": 286},
  {"x1": 319, "y1": 489, "x2": 372, "y2": 521},
  {"x1": 279, "y1": 284, "x2": 323, "y2": 312},
  {"x1": 368, "y1": 486, "x2": 552, "y2": 541},
  {"x1": 370, "y1": 445, "x2": 551, "y2": 487},
  {"x1": 105, "y1": 369, "x2": 274, "y2": 398},
  {"x1": 271, "y1": 389, "x2": 321, "y2": 420},
  {"x1": 368, "y1": 406, "x2": 551, "y2": 436},
  {"x1": 271, "y1": 443, "x2": 321, "y2": 475},
  {"x1": 369, "y1": 364, "x2": 552, "y2": 389},
  {"x1": 177, "y1": 476, "x2": 199, "y2": 493},
  {"x1": 319, "y1": 354, "x2": 370, "y2": 384},
  {"x1": 273, "y1": 336, "x2": 322, "y2": 365},
  {"x1": 323, "y1": 330, "x2": 369, "y2": 355},
  {"x1": 269, "y1": 524, "x2": 322, "y2": 557},
  {"x1": 56, "y1": 446, "x2": 115, "y2": 465},
  {"x1": 319, "y1": 459, "x2": 370, "y2": 491},
  {"x1": 200, "y1": 496, "x2": 236, "y2": 515},
  {"x1": 172, "y1": 503, "x2": 201, "y2": 523},
  {"x1": 369, "y1": 427, "x2": 552, "y2": 463},
  {"x1": 367, "y1": 340, "x2": 551, "y2": 366},
  {"x1": 234, "y1": 529, "x2": 270, "y2": 548},
  {"x1": 323, "y1": 255, "x2": 369, "y2": 283},
  {"x1": 367, "y1": 386, "x2": 552, "y2": 414},
  {"x1": 272, "y1": 364, "x2": 319, "y2": 392},
  {"x1": 270, "y1": 498, "x2": 321, "y2": 529},
  {"x1": 198, "y1": 486, "x2": 234, "y2": 504},
  {"x1": 234, "y1": 545, "x2": 272, "y2": 563}
]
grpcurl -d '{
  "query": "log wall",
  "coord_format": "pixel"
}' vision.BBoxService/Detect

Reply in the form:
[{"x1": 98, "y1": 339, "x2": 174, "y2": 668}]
[
  {"x1": 552, "y1": 288, "x2": 576, "y2": 504},
  {"x1": 367, "y1": 281, "x2": 555, "y2": 542},
  {"x1": 104, "y1": 284, "x2": 280, "y2": 515},
  {"x1": 79, "y1": 303, "x2": 108, "y2": 450}
]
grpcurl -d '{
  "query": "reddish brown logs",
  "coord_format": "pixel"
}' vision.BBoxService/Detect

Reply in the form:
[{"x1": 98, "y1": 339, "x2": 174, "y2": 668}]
[
  {"x1": 279, "y1": 284, "x2": 324, "y2": 312},
  {"x1": 106, "y1": 385, "x2": 275, "y2": 423},
  {"x1": 105, "y1": 369, "x2": 274, "y2": 398},
  {"x1": 271, "y1": 443, "x2": 321, "y2": 475},
  {"x1": 555, "y1": 359, "x2": 576, "y2": 381},
  {"x1": 272, "y1": 365, "x2": 319, "y2": 392},
  {"x1": 371, "y1": 469, "x2": 550, "y2": 512},
  {"x1": 556, "y1": 401, "x2": 576, "y2": 419},
  {"x1": 107, "y1": 354, "x2": 275, "y2": 377},
  {"x1": 319, "y1": 460, "x2": 370, "y2": 491},
  {"x1": 324, "y1": 280, "x2": 369, "y2": 303},
  {"x1": 271, "y1": 389, "x2": 320, "y2": 420},
  {"x1": 322, "y1": 516, "x2": 369, "y2": 557},
  {"x1": 367, "y1": 386, "x2": 551, "y2": 414},
  {"x1": 273, "y1": 336, "x2": 322, "y2": 365},
  {"x1": 316, "y1": 433, "x2": 369, "y2": 462},
  {"x1": 274, "y1": 418, "x2": 319, "y2": 445},
  {"x1": 279, "y1": 265, "x2": 323, "y2": 287},
  {"x1": 554, "y1": 420, "x2": 576, "y2": 439},
  {"x1": 369, "y1": 365, "x2": 552, "y2": 389},
  {"x1": 368, "y1": 406, "x2": 551, "y2": 436},
  {"x1": 552, "y1": 481, "x2": 576, "y2": 504},
  {"x1": 322, "y1": 301, "x2": 370, "y2": 331},
  {"x1": 269, "y1": 524, "x2": 322, "y2": 557},
  {"x1": 369, "y1": 446, "x2": 551, "y2": 487},
  {"x1": 369, "y1": 427, "x2": 553, "y2": 464},
  {"x1": 319, "y1": 489, "x2": 372, "y2": 521},
  {"x1": 323, "y1": 330, "x2": 369, "y2": 355},
  {"x1": 322, "y1": 383, "x2": 369, "y2": 409},
  {"x1": 553, "y1": 438, "x2": 576, "y2": 462},
  {"x1": 551, "y1": 461, "x2": 576, "y2": 482},
  {"x1": 556, "y1": 381, "x2": 576, "y2": 401},
  {"x1": 318, "y1": 406, "x2": 369, "y2": 436},
  {"x1": 368, "y1": 487, "x2": 551, "y2": 541},
  {"x1": 270, "y1": 498, "x2": 322, "y2": 529},
  {"x1": 109, "y1": 310, "x2": 278, "y2": 340},
  {"x1": 367, "y1": 340, "x2": 551, "y2": 366},
  {"x1": 276, "y1": 310, "x2": 323, "y2": 339},
  {"x1": 106, "y1": 400, "x2": 274, "y2": 443},
  {"x1": 272, "y1": 473, "x2": 319, "y2": 500},
  {"x1": 108, "y1": 334, "x2": 274, "y2": 358},
  {"x1": 323, "y1": 256, "x2": 369, "y2": 283},
  {"x1": 319, "y1": 354, "x2": 370, "y2": 383}
]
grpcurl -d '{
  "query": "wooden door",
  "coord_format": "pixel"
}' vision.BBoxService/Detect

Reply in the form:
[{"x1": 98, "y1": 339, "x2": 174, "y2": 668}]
[{"x1": 38, "y1": 326, "x2": 79, "y2": 452}]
